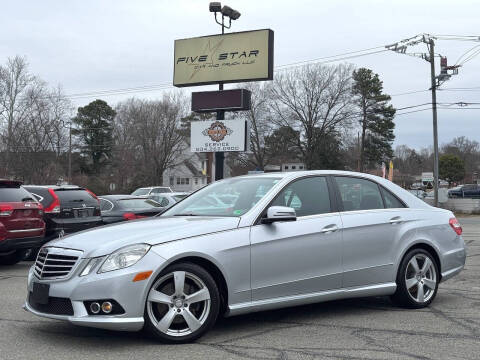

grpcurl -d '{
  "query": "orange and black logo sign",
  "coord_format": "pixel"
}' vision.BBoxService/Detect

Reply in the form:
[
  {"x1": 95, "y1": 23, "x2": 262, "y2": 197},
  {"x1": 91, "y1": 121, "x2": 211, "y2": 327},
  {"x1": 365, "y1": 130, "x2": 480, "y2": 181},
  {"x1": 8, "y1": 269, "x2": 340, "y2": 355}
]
[{"x1": 202, "y1": 121, "x2": 233, "y2": 142}]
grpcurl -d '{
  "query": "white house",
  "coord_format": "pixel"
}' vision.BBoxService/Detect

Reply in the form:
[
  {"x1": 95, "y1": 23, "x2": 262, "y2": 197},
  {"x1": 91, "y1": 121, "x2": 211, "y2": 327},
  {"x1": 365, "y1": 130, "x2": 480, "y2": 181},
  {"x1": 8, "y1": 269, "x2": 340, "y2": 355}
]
[{"x1": 163, "y1": 141, "x2": 232, "y2": 192}]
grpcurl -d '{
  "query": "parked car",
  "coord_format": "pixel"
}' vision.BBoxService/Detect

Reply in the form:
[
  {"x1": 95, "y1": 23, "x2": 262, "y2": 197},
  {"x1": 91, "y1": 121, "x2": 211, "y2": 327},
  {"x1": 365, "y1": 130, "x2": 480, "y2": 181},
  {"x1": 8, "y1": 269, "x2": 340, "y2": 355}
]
[
  {"x1": 25, "y1": 171, "x2": 465, "y2": 343},
  {"x1": 448, "y1": 184, "x2": 480, "y2": 198},
  {"x1": 0, "y1": 180, "x2": 45, "y2": 265},
  {"x1": 99, "y1": 195, "x2": 165, "y2": 224},
  {"x1": 149, "y1": 192, "x2": 189, "y2": 209},
  {"x1": 23, "y1": 185, "x2": 102, "y2": 243},
  {"x1": 131, "y1": 186, "x2": 172, "y2": 197},
  {"x1": 408, "y1": 189, "x2": 427, "y2": 199}
]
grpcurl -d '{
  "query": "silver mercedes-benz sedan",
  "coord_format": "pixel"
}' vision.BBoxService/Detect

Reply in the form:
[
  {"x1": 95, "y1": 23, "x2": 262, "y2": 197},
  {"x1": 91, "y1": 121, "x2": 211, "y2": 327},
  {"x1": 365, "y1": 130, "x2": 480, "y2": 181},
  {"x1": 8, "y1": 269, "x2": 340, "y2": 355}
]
[{"x1": 25, "y1": 171, "x2": 466, "y2": 343}]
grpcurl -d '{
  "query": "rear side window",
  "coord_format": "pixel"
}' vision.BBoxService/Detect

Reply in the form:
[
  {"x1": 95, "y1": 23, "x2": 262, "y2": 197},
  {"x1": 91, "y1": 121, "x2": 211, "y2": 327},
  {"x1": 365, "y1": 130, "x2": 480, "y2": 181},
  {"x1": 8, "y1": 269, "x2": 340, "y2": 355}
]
[
  {"x1": 0, "y1": 187, "x2": 35, "y2": 202},
  {"x1": 117, "y1": 199, "x2": 162, "y2": 209},
  {"x1": 335, "y1": 177, "x2": 383, "y2": 211},
  {"x1": 380, "y1": 187, "x2": 405, "y2": 209},
  {"x1": 271, "y1": 177, "x2": 331, "y2": 217},
  {"x1": 55, "y1": 189, "x2": 98, "y2": 205},
  {"x1": 23, "y1": 187, "x2": 53, "y2": 207}
]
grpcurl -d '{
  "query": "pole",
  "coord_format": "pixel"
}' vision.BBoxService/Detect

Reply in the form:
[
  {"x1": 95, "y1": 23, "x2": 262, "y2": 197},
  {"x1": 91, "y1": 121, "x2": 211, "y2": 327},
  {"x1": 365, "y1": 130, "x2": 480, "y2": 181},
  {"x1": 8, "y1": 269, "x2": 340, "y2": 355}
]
[
  {"x1": 429, "y1": 38, "x2": 439, "y2": 207},
  {"x1": 214, "y1": 15, "x2": 226, "y2": 181},
  {"x1": 68, "y1": 124, "x2": 72, "y2": 184}
]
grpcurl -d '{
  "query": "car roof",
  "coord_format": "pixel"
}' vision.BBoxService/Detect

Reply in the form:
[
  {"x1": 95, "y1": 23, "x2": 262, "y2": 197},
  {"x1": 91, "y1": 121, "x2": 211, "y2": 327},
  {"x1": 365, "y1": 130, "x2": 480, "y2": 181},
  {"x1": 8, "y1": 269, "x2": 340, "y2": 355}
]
[
  {"x1": 23, "y1": 185, "x2": 83, "y2": 190},
  {"x1": 230, "y1": 170, "x2": 385, "y2": 181}
]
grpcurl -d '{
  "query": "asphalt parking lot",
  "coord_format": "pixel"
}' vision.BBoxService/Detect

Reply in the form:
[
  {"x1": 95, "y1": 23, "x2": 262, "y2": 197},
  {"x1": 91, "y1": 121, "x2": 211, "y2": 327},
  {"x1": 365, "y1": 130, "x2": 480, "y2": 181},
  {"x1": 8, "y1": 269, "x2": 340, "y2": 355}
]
[{"x1": 0, "y1": 217, "x2": 479, "y2": 360}]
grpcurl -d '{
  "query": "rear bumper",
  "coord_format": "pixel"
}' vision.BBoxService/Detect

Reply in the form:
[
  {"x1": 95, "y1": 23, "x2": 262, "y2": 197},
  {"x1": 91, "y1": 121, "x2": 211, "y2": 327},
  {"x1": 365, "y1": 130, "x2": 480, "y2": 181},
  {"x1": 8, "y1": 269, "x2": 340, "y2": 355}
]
[
  {"x1": 0, "y1": 235, "x2": 45, "y2": 252},
  {"x1": 45, "y1": 218, "x2": 103, "y2": 241}
]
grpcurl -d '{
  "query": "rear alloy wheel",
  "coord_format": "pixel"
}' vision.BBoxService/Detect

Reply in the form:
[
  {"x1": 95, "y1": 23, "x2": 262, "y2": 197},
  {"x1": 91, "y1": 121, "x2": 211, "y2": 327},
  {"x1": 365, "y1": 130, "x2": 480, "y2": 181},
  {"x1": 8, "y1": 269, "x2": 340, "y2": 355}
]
[
  {"x1": 144, "y1": 263, "x2": 220, "y2": 343},
  {"x1": 0, "y1": 249, "x2": 29, "y2": 265},
  {"x1": 391, "y1": 249, "x2": 439, "y2": 308}
]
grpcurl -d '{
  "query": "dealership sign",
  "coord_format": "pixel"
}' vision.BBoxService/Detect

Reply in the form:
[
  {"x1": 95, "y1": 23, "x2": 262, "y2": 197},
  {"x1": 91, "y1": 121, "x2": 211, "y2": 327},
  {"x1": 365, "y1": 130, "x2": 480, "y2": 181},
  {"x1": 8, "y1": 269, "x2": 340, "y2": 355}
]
[
  {"x1": 174, "y1": 29, "x2": 274, "y2": 87},
  {"x1": 191, "y1": 120, "x2": 249, "y2": 152}
]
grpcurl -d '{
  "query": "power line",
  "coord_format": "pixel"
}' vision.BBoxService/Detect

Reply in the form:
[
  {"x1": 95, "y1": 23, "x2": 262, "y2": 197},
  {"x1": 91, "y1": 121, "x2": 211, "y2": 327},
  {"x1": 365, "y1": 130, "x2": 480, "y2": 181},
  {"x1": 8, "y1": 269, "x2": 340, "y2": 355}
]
[{"x1": 58, "y1": 46, "x2": 392, "y2": 100}]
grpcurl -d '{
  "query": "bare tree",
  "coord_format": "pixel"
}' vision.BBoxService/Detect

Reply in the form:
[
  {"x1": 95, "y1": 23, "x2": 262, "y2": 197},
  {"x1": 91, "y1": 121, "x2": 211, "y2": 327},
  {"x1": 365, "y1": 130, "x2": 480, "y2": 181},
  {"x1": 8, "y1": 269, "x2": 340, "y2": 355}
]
[
  {"x1": 0, "y1": 56, "x2": 71, "y2": 182},
  {"x1": 234, "y1": 82, "x2": 272, "y2": 170},
  {"x1": 0, "y1": 56, "x2": 35, "y2": 174},
  {"x1": 269, "y1": 63, "x2": 354, "y2": 169},
  {"x1": 114, "y1": 94, "x2": 188, "y2": 187}
]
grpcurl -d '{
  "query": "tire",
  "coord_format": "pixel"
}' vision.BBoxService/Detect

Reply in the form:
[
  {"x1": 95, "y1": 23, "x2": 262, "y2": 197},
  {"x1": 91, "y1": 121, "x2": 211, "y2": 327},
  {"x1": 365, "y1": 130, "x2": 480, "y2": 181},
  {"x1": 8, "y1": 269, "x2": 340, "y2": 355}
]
[
  {"x1": 144, "y1": 262, "x2": 220, "y2": 343},
  {"x1": 0, "y1": 249, "x2": 29, "y2": 266},
  {"x1": 391, "y1": 248, "x2": 439, "y2": 308}
]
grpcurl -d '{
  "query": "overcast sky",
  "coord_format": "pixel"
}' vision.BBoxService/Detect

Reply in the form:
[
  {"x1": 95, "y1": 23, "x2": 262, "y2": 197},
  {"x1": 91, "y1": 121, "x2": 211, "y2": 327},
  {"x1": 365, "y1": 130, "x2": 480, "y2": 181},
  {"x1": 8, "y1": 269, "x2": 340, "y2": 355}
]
[{"x1": 1, "y1": 0, "x2": 479, "y2": 149}]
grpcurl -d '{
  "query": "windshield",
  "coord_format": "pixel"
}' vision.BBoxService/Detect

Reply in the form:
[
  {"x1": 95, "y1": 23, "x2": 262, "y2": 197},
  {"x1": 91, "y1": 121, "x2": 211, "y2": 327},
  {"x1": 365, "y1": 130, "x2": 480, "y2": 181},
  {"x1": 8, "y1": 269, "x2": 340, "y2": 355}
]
[
  {"x1": 162, "y1": 177, "x2": 280, "y2": 217},
  {"x1": 132, "y1": 188, "x2": 150, "y2": 196}
]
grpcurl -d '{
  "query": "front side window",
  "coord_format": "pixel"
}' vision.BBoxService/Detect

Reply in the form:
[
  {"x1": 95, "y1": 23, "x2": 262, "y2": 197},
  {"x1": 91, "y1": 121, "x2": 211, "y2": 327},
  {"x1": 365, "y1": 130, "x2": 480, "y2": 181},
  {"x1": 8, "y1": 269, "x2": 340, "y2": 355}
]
[
  {"x1": 163, "y1": 177, "x2": 280, "y2": 217},
  {"x1": 335, "y1": 177, "x2": 383, "y2": 211},
  {"x1": 271, "y1": 177, "x2": 331, "y2": 217}
]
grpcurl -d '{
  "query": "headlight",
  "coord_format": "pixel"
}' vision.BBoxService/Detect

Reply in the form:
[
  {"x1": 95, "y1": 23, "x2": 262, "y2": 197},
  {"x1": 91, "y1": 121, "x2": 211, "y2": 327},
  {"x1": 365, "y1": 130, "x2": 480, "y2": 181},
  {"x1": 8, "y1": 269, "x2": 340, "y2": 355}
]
[{"x1": 98, "y1": 244, "x2": 151, "y2": 273}]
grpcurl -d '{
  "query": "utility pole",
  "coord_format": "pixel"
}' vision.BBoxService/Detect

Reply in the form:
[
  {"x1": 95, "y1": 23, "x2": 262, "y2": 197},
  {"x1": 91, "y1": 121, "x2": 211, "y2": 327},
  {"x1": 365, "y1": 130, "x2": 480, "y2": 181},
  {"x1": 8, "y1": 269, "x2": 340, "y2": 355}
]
[
  {"x1": 427, "y1": 38, "x2": 440, "y2": 207},
  {"x1": 386, "y1": 34, "x2": 462, "y2": 207}
]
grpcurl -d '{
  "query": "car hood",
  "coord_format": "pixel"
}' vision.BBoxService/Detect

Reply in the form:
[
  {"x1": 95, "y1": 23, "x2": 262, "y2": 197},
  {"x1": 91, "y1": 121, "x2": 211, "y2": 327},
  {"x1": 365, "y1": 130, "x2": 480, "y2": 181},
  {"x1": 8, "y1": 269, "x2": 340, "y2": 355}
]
[{"x1": 46, "y1": 216, "x2": 240, "y2": 257}]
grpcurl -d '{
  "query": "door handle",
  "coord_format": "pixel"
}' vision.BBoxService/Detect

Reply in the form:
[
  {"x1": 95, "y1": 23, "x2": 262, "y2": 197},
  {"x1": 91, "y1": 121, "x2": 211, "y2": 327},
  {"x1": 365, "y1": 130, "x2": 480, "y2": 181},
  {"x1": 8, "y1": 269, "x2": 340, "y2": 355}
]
[
  {"x1": 389, "y1": 216, "x2": 403, "y2": 224},
  {"x1": 320, "y1": 224, "x2": 339, "y2": 234}
]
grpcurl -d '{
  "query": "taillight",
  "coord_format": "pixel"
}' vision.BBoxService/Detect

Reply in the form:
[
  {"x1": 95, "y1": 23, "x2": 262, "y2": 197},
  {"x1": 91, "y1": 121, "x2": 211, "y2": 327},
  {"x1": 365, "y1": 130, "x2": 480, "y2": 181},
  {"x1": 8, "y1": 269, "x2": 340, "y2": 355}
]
[
  {"x1": 0, "y1": 205, "x2": 13, "y2": 217},
  {"x1": 38, "y1": 203, "x2": 44, "y2": 216},
  {"x1": 44, "y1": 188, "x2": 61, "y2": 213},
  {"x1": 122, "y1": 212, "x2": 146, "y2": 221},
  {"x1": 86, "y1": 189, "x2": 99, "y2": 201},
  {"x1": 449, "y1": 217, "x2": 462, "y2": 235}
]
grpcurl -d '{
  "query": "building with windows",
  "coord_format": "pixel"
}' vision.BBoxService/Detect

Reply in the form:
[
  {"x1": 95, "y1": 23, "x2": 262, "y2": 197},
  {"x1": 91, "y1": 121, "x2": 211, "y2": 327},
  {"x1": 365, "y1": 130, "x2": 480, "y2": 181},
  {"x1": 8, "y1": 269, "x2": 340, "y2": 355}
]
[{"x1": 164, "y1": 154, "x2": 208, "y2": 192}]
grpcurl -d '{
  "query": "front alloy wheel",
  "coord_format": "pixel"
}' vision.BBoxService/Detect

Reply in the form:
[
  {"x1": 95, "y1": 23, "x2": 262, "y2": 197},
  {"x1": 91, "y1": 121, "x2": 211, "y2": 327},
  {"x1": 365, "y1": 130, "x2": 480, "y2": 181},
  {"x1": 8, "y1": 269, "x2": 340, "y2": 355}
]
[
  {"x1": 144, "y1": 262, "x2": 220, "y2": 343},
  {"x1": 392, "y1": 249, "x2": 439, "y2": 308}
]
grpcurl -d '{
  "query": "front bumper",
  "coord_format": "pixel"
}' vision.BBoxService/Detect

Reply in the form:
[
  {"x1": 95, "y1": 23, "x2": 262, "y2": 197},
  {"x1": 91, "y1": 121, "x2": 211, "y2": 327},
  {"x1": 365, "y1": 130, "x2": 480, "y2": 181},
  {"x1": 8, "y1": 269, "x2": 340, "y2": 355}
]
[
  {"x1": 0, "y1": 235, "x2": 45, "y2": 253},
  {"x1": 24, "y1": 249, "x2": 167, "y2": 332}
]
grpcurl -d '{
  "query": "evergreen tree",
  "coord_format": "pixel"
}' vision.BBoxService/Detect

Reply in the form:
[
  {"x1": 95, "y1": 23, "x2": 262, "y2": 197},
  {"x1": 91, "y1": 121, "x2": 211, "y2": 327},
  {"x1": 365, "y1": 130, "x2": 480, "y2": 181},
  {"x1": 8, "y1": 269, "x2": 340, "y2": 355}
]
[
  {"x1": 352, "y1": 68, "x2": 396, "y2": 171},
  {"x1": 439, "y1": 154, "x2": 465, "y2": 185},
  {"x1": 72, "y1": 99, "x2": 116, "y2": 174}
]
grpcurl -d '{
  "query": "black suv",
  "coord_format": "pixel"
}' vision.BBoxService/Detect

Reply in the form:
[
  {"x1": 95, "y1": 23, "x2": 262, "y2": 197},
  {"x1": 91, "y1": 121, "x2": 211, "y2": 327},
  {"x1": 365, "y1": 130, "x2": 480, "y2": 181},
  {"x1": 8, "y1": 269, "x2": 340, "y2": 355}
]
[{"x1": 23, "y1": 185, "x2": 103, "y2": 242}]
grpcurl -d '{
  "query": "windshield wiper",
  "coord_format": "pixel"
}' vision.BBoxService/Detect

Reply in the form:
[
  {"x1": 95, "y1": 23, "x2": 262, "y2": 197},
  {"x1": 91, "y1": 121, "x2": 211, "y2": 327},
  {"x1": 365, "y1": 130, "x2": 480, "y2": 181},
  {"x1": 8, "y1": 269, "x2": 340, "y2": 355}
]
[{"x1": 173, "y1": 213, "x2": 199, "y2": 216}]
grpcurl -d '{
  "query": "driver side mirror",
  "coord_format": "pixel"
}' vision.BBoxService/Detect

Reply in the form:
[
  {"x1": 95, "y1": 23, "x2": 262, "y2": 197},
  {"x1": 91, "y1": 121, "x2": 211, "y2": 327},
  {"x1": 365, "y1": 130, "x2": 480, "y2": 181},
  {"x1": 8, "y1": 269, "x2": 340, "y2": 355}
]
[{"x1": 261, "y1": 206, "x2": 297, "y2": 224}]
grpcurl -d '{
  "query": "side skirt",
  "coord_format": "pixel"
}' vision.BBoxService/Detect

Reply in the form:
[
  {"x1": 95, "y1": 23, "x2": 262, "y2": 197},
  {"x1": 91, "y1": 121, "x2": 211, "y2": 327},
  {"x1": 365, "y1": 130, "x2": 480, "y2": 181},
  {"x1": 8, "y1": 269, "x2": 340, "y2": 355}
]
[{"x1": 226, "y1": 282, "x2": 396, "y2": 317}]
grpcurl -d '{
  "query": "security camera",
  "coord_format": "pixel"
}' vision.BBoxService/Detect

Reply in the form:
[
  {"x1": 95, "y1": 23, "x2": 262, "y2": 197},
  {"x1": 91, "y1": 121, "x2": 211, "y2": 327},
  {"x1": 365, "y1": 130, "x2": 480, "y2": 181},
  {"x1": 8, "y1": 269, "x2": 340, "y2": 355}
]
[
  {"x1": 230, "y1": 10, "x2": 241, "y2": 20},
  {"x1": 221, "y1": 5, "x2": 234, "y2": 17},
  {"x1": 209, "y1": 2, "x2": 221, "y2": 12}
]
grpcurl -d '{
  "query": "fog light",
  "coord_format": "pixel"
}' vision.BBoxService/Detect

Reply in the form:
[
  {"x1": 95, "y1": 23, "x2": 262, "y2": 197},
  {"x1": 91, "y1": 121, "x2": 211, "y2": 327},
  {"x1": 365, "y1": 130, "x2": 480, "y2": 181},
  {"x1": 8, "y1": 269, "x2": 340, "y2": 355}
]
[
  {"x1": 101, "y1": 301, "x2": 113, "y2": 314},
  {"x1": 90, "y1": 302, "x2": 101, "y2": 314}
]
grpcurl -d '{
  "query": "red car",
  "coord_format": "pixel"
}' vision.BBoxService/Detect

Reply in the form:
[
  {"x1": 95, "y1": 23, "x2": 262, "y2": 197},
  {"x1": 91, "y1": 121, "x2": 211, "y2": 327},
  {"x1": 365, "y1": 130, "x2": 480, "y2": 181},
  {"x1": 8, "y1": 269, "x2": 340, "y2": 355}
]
[{"x1": 0, "y1": 180, "x2": 45, "y2": 265}]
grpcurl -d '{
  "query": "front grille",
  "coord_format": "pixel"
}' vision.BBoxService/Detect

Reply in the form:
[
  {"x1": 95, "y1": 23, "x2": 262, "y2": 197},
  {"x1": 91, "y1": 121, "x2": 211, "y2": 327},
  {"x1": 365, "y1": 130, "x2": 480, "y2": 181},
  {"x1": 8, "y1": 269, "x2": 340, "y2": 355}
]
[
  {"x1": 28, "y1": 293, "x2": 74, "y2": 316},
  {"x1": 34, "y1": 247, "x2": 82, "y2": 280}
]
